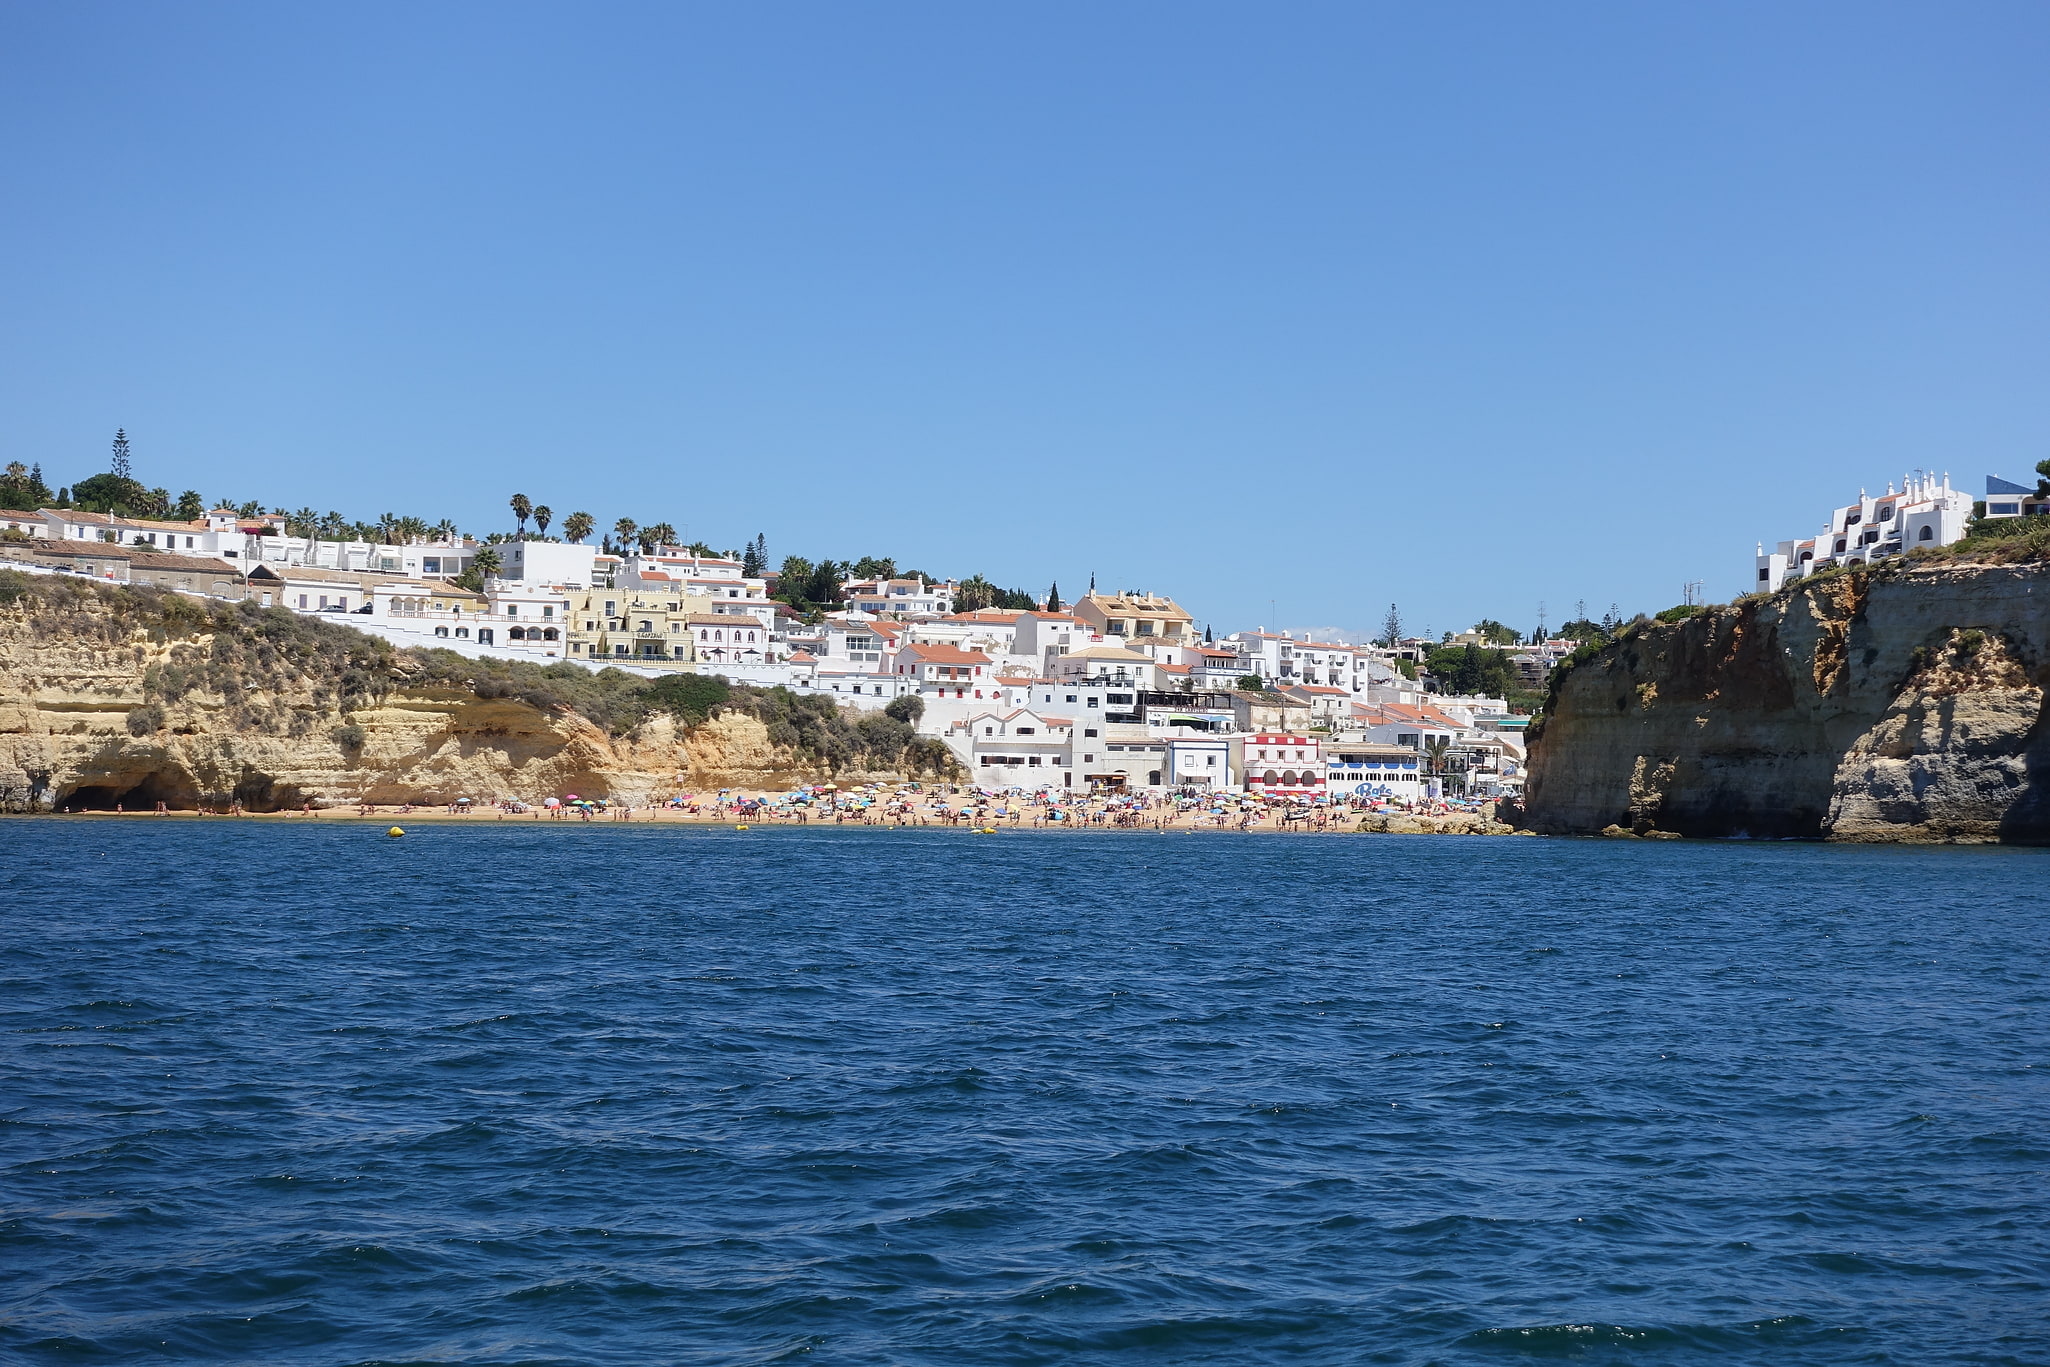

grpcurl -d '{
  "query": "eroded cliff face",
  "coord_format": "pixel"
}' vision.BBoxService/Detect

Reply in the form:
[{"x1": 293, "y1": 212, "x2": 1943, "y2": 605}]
[
  {"x1": 1526, "y1": 563, "x2": 2050, "y2": 842},
  {"x1": 0, "y1": 593, "x2": 848, "y2": 810}
]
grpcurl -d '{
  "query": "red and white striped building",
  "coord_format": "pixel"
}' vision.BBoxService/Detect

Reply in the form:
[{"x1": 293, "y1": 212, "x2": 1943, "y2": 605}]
[{"x1": 1230, "y1": 733, "x2": 1325, "y2": 795}]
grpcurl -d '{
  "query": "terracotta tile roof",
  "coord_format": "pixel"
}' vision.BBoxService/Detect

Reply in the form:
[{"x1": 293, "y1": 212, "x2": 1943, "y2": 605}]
[{"x1": 902, "y1": 642, "x2": 991, "y2": 664}]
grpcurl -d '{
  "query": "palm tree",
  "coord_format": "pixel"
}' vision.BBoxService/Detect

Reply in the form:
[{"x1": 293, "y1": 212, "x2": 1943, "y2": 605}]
[
  {"x1": 432, "y1": 518, "x2": 458, "y2": 543},
  {"x1": 532, "y1": 505, "x2": 552, "y2": 538},
  {"x1": 376, "y1": 512, "x2": 400, "y2": 544},
  {"x1": 563, "y1": 511, "x2": 594, "y2": 544},
  {"x1": 510, "y1": 493, "x2": 532, "y2": 537},
  {"x1": 1423, "y1": 735, "x2": 1453, "y2": 779},
  {"x1": 289, "y1": 506, "x2": 319, "y2": 538},
  {"x1": 398, "y1": 515, "x2": 430, "y2": 542},
  {"x1": 612, "y1": 517, "x2": 638, "y2": 549},
  {"x1": 644, "y1": 522, "x2": 676, "y2": 552},
  {"x1": 473, "y1": 546, "x2": 502, "y2": 578},
  {"x1": 955, "y1": 574, "x2": 997, "y2": 612}
]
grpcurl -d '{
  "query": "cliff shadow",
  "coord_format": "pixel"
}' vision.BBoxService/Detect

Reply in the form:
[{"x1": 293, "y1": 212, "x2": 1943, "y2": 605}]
[
  {"x1": 1997, "y1": 693, "x2": 2050, "y2": 845},
  {"x1": 56, "y1": 764, "x2": 201, "y2": 811}
]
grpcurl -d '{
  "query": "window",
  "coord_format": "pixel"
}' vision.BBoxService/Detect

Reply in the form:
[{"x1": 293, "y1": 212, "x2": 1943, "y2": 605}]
[
  {"x1": 1015, "y1": 727, "x2": 1035, "y2": 735},
  {"x1": 506, "y1": 604, "x2": 518, "y2": 617},
  {"x1": 1918, "y1": 525, "x2": 1934, "y2": 541},
  {"x1": 1990, "y1": 503, "x2": 2019, "y2": 515},
  {"x1": 1758, "y1": 568, "x2": 1770, "y2": 581},
  {"x1": 1066, "y1": 694, "x2": 1076, "y2": 702},
  {"x1": 1834, "y1": 539, "x2": 1847, "y2": 553},
  {"x1": 1083, "y1": 728, "x2": 1098, "y2": 738},
  {"x1": 1878, "y1": 505, "x2": 1894, "y2": 520}
]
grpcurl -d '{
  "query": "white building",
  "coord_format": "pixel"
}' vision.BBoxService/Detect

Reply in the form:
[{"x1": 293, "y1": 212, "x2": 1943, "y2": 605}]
[
  {"x1": 1165, "y1": 735, "x2": 1233, "y2": 788},
  {"x1": 689, "y1": 614, "x2": 772, "y2": 665},
  {"x1": 1981, "y1": 474, "x2": 2048, "y2": 521},
  {"x1": 1012, "y1": 611, "x2": 1093, "y2": 675},
  {"x1": 1323, "y1": 742, "x2": 1426, "y2": 801},
  {"x1": 1226, "y1": 631, "x2": 1390, "y2": 693},
  {"x1": 1053, "y1": 644, "x2": 1160, "y2": 690},
  {"x1": 496, "y1": 539, "x2": 599, "y2": 588},
  {"x1": 945, "y1": 708, "x2": 1076, "y2": 789},
  {"x1": 842, "y1": 576, "x2": 956, "y2": 616},
  {"x1": 1755, "y1": 472, "x2": 1970, "y2": 592},
  {"x1": 618, "y1": 553, "x2": 772, "y2": 616}
]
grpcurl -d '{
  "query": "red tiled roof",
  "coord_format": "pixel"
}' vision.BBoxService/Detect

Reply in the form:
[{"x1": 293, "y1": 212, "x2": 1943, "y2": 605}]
[{"x1": 902, "y1": 643, "x2": 991, "y2": 664}]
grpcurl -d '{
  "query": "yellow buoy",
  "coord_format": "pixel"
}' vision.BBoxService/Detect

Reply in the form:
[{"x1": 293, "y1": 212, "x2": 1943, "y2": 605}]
[
  {"x1": 387, "y1": 826, "x2": 405, "y2": 837},
  {"x1": 736, "y1": 823, "x2": 749, "y2": 831}
]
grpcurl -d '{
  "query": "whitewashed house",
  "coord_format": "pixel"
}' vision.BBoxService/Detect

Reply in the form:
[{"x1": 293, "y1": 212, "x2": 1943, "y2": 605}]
[
  {"x1": 1755, "y1": 472, "x2": 1970, "y2": 592},
  {"x1": 945, "y1": 708, "x2": 1076, "y2": 789}
]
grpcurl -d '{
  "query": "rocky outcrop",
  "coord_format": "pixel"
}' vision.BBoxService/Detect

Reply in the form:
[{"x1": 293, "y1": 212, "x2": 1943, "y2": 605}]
[
  {"x1": 1355, "y1": 812, "x2": 1522, "y2": 835},
  {"x1": 0, "y1": 580, "x2": 889, "y2": 810},
  {"x1": 1525, "y1": 563, "x2": 2050, "y2": 843}
]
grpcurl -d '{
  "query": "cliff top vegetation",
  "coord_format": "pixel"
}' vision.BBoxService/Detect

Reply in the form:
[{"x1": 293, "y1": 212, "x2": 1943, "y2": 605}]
[{"x1": 0, "y1": 571, "x2": 955, "y2": 776}]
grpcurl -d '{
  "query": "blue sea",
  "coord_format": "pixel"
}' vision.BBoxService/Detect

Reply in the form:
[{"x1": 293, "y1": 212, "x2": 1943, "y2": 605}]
[{"x1": 2, "y1": 821, "x2": 2047, "y2": 1365}]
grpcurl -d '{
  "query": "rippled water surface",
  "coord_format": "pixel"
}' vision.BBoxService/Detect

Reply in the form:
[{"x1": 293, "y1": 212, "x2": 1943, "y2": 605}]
[{"x1": 3, "y1": 821, "x2": 2048, "y2": 1365}]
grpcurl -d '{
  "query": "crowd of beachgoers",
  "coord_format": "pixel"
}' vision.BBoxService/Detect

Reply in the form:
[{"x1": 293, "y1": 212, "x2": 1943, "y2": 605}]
[{"x1": 303, "y1": 781, "x2": 1505, "y2": 832}]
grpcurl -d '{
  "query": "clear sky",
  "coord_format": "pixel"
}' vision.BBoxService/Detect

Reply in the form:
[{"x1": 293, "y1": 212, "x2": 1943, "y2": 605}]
[{"x1": 3, "y1": 2, "x2": 2044, "y2": 638}]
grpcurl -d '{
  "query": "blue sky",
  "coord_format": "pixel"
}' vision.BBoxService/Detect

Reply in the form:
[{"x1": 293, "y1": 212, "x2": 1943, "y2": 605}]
[{"x1": 3, "y1": 2, "x2": 2044, "y2": 638}]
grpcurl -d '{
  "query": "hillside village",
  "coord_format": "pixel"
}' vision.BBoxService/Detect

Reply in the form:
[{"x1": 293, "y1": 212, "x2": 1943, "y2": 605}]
[{"x1": 5, "y1": 449, "x2": 2026, "y2": 805}]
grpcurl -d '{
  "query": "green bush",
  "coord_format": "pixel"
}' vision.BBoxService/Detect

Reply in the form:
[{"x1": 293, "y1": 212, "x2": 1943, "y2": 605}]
[
  {"x1": 1655, "y1": 604, "x2": 1705, "y2": 623},
  {"x1": 3, "y1": 577, "x2": 959, "y2": 776}
]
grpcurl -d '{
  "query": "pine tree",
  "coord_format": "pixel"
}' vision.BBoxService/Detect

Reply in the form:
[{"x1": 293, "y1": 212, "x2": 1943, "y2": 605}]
[
  {"x1": 111, "y1": 429, "x2": 131, "y2": 480},
  {"x1": 1380, "y1": 603, "x2": 1403, "y2": 647},
  {"x1": 1045, "y1": 581, "x2": 1061, "y2": 612}
]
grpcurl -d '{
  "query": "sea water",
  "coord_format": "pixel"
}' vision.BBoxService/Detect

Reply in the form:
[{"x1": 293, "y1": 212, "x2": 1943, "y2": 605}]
[{"x1": 2, "y1": 821, "x2": 2046, "y2": 1365}]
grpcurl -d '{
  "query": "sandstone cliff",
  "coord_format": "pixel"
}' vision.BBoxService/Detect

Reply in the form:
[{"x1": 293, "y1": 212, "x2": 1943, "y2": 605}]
[
  {"x1": 1525, "y1": 562, "x2": 2050, "y2": 842},
  {"x1": 0, "y1": 575, "x2": 925, "y2": 810}
]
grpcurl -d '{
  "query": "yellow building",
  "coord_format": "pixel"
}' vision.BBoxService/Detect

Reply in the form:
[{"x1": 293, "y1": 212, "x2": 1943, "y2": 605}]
[
  {"x1": 564, "y1": 588, "x2": 714, "y2": 668},
  {"x1": 1072, "y1": 591, "x2": 1194, "y2": 644}
]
